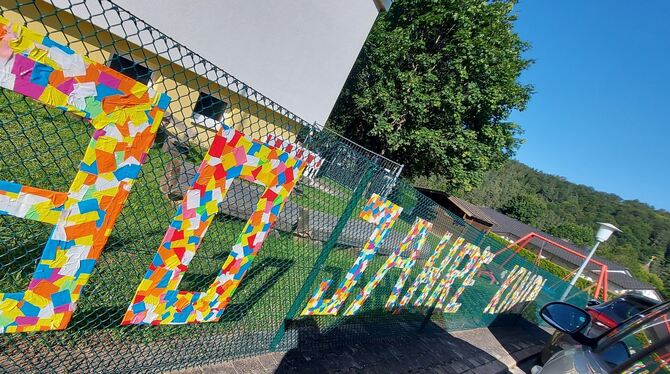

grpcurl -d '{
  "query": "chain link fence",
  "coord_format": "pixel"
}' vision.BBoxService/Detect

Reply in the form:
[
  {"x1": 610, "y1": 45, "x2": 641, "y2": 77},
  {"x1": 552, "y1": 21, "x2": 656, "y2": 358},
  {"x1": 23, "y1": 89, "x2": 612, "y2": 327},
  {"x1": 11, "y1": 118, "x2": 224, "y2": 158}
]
[{"x1": 0, "y1": 1, "x2": 587, "y2": 372}]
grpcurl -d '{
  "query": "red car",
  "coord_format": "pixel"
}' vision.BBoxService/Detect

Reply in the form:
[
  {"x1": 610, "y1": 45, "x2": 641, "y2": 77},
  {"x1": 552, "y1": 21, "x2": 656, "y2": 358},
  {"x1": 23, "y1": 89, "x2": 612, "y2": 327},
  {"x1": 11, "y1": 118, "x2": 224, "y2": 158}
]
[
  {"x1": 585, "y1": 293, "x2": 660, "y2": 332},
  {"x1": 541, "y1": 293, "x2": 660, "y2": 364}
]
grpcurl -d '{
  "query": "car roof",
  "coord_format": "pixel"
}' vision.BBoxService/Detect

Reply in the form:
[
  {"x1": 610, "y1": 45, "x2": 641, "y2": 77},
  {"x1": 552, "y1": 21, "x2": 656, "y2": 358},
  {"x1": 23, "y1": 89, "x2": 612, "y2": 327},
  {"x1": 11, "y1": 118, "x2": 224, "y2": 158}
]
[
  {"x1": 620, "y1": 299, "x2": 670, "y2": 325},
  {"x1": 595, "y1": 300, "x2": 670, "y2": 371},
  {"x1": 597, "y1": 293, "x2": 660, "y2": 306},
  {"x1": 618, "y1": 293, "x2": 660, "y2": 306}
]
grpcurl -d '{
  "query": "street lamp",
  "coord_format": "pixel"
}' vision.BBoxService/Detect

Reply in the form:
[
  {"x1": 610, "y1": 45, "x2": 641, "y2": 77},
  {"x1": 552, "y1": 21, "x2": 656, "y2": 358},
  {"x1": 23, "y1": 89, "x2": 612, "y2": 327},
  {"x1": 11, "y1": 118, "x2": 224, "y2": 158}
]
[{"x1": 560, "y1": 222, "x2": 621, "y2": 301}]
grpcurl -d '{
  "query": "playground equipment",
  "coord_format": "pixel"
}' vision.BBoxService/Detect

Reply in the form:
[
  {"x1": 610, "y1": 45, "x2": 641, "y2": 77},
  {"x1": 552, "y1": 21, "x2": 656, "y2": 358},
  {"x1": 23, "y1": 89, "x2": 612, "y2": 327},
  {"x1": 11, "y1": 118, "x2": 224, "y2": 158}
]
[{"x1": 494, "y1": 233, "x2": 610, "y2": 301}]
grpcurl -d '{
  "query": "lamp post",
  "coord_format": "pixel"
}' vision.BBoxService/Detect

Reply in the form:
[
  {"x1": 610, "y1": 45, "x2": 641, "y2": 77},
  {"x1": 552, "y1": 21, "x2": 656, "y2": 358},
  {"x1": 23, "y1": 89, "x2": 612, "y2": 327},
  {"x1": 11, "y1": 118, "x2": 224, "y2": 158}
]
[{"x1": 560, "y1": 222, "x2": 621, "y2": 301}]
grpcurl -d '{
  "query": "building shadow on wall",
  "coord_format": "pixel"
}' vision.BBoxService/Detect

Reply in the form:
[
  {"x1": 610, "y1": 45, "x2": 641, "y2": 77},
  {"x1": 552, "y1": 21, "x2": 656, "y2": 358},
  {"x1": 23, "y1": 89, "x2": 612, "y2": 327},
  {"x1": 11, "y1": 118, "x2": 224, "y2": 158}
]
[{"x1": 274, "y1": 312, "x2": 514, "y2": 373}]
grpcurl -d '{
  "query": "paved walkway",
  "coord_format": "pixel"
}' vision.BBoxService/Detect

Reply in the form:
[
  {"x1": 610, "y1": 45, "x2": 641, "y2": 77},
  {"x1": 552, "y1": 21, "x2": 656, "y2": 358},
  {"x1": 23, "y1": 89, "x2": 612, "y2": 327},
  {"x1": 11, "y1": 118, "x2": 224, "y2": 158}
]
[{"x1": 172, "y1": 319, "x2": 549, "y2": 374}]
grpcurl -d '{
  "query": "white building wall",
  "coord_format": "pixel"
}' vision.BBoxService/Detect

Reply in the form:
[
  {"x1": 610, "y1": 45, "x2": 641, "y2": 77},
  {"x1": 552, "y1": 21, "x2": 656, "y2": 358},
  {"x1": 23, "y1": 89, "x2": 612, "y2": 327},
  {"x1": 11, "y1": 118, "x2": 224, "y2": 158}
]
[{"x1": 95, "y1": 0, "x2": 381, "y2": 127}]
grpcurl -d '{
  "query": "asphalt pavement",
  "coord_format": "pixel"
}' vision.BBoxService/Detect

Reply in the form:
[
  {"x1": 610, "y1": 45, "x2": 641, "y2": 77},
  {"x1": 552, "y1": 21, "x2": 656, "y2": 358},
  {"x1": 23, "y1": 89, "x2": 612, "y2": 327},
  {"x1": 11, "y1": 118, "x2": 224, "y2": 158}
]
[{"x1": 171, "y1": 318, "x2": 550, "y2": 374}]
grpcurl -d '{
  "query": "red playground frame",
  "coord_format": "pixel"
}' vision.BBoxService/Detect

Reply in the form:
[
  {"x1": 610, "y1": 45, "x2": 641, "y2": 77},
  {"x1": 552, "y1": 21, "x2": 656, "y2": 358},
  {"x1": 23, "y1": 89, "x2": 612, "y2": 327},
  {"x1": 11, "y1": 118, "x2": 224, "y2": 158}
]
[{"x1": 494, "y1": 233, "x2": 609, "y2": 301}]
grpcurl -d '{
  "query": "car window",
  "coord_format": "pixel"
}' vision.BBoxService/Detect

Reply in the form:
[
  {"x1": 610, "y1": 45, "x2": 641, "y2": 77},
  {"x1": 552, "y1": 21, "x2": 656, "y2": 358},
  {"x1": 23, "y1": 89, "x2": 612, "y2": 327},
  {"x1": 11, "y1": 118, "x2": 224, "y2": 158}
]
[
  {"x1": 596, "y1": 308, "x2": 670, "y2": 371},
  {"x1": 622, "y1": 343, "x2": 670, "y2": 374},
  {"x1": 598, "y1": 299, "x2": 654, "y2": 323},
  {"x1": 598, "y1": 303, "x2": 668, "y2": 340}
]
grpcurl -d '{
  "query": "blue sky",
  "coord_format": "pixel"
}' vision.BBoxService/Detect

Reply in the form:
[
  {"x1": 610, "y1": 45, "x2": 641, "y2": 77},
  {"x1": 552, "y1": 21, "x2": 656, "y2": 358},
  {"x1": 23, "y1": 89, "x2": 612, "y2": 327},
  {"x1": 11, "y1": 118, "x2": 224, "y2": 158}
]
[{"x1": 510, "y1": 1, "x2": 669, "y2": 211}]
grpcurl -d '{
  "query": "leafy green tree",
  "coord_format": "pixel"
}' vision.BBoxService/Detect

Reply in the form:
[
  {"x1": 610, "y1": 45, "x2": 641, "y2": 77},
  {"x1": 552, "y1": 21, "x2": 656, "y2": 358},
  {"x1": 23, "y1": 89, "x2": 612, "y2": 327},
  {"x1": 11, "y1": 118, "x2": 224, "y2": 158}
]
[
  {"x1": 327, "y1": 0, "x2": 532, "y2": 191},
  {"x1": 547, "y1": 222, "x2": 594, "y2": 247},
  {"x1": 501, "y1": 194, "x2": 546, "y2": 227}
]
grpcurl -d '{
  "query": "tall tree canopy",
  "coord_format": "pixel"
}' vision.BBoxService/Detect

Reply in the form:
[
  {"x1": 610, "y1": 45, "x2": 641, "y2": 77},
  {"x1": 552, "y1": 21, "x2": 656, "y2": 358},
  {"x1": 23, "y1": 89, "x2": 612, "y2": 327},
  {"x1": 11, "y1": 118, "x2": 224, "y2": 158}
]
[{"x1": 327, "y1": 0, "x2": 532, "y2": 191}]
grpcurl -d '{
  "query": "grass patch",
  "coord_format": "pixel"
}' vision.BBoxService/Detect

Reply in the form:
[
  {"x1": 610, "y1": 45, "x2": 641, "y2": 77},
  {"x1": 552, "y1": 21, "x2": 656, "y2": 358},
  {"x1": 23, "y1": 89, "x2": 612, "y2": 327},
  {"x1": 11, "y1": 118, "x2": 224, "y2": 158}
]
[{"x1": 293, "y1": 183, "x2": 350, "y2": 216}]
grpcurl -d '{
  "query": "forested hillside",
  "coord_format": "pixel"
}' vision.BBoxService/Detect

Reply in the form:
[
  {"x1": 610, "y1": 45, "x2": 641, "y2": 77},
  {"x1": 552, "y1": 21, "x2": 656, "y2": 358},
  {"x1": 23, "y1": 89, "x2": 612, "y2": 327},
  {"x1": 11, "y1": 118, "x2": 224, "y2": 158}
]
[{"x1": 457, "y1": 161, "x2": 670, "y2": 296}]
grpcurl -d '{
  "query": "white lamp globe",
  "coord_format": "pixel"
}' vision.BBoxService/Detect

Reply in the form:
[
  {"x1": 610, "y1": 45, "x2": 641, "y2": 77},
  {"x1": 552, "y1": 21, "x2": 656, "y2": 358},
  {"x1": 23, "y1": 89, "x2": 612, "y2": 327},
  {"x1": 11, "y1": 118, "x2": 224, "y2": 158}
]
[{"x1": 595, "y1": 222, "x2": 621, "y2": 243}]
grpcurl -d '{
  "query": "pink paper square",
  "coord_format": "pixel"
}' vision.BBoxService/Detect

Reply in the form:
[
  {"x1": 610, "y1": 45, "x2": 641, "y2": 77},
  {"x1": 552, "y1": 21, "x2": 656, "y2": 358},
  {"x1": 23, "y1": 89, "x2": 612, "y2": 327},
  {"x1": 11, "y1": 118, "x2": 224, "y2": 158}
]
[
  {"x1": 56, "y1": 78, "x2": 75, "y2": 95},
  {"x1": 15, "y1": 316, "x2": 39, "y2": 326},
  {"x1": 98, "y1": 71, "x2": 121, "y2": 88}
]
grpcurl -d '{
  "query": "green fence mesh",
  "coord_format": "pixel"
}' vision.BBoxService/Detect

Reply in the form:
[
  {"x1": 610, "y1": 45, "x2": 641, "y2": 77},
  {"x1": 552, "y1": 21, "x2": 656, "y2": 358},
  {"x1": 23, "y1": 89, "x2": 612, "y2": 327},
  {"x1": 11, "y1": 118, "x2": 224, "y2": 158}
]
[{"x1": 0, "y1": 1, "x2": 588, "y2": 372}]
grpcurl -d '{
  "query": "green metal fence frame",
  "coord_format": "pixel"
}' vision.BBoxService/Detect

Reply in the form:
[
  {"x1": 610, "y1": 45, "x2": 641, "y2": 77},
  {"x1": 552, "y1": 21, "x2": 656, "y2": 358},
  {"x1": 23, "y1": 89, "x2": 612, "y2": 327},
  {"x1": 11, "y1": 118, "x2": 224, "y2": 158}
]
[{"x1": 0, "y1": 1, "x2": 589, "y2": 372}]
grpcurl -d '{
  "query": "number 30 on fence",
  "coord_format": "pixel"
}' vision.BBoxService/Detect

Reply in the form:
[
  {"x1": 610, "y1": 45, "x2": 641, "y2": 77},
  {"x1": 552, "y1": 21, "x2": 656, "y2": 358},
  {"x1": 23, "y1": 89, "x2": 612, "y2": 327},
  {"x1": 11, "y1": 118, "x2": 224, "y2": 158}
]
[{"x1": 0, "y1": 19, "x2": 306, "y2": 333}]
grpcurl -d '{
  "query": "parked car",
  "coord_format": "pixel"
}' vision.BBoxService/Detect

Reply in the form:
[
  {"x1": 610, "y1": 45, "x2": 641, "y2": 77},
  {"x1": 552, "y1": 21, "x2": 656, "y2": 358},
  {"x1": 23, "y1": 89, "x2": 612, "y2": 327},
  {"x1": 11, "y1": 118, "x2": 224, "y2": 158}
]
[
  {"x1": 533, "y1": 300, "x2": 670, "y2": 373},
  {"x1": 586, "y1": 294, "x2": 660, "y2": 331},
  {"x1": 541, "y1": 293, "x2": 661, "y2": 363}
]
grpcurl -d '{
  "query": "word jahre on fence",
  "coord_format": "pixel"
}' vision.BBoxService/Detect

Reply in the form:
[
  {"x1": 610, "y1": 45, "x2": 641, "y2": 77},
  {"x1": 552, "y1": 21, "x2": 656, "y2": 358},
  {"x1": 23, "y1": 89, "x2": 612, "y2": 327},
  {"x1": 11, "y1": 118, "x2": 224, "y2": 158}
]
[{"x1": 0, "y1": 16, "x2": 545, "y2": 334}]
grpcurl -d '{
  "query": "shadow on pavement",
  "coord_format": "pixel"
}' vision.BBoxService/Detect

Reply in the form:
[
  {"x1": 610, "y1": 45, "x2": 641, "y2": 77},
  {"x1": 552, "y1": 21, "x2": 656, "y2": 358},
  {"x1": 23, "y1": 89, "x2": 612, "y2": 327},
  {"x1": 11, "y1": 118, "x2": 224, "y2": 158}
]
[
  {"x1": 488, "y1": 314, "x2": 551, "y2": 372},
  {"x1": 489, "y1": 315, "x2": 550, "y2": 354},
  {"x1": 274, "y1": 314, "x2": 514, "y2": 373}
]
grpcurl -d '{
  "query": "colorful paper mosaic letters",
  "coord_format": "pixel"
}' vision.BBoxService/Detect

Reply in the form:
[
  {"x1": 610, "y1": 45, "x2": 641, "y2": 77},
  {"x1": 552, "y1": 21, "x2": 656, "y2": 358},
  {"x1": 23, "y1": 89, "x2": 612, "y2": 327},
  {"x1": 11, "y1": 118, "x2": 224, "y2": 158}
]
[
  {"x1": 410, "y1": 237, "x2": 466, "y2": 308},
  {"x1": 0, "y1": 17, "x2": 553, "y2": 334},
  {"x1": 424, "y1": 243, "x2": 482, "y2": 310},
  {"x1": 410, "y1": 241, "x2": 492, "y2": 313},
  {"x1": 496, "y1": 270, "x2": 534, "y2": 313},
  {"x1": 394, "y1": 232, "x2": 453, "y2": 310},
  {"x1": 0, "y1": 18, "x2": 169, "y2": 333},
  {"x1": 385, "y1": 228, "x2": 445, "y2": 311},
  {"x1": 483, "y1": 266, "x2": 546, "y2": 314},
  {"x1": 441, "y1": 246, "x2": 493, "y2": 313},
  {"x1": 483, "y1": 265, "x2": 524, "y2": 314},
  {"x1": 264, "y1": 134, "x2": 324, "y2": 179},
  {"x1": 504, "y1": 275, "x2": 546, "y2": 313},
  {"x1": 122, "y1": 126, "x2": 305, "y2": 325},
  {"x1": 524, "y1": 277, "x2": 547, "y2": 306},
  {"x1": 344, "y1": 218, "x2": 433, "y2": 316},
  {"x1": 301, "y1": 194, "x2": 402, "y2": 315}
]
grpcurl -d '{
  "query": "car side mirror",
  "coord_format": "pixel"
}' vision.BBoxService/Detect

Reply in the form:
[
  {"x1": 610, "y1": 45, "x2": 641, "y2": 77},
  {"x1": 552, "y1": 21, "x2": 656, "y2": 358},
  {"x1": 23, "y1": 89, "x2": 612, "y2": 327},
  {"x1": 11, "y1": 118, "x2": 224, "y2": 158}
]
[
  {"x1": 540, "y1": 302, "x2": 591, "y2": 334},
  {"x1": 586, "y1": 299, "x2": 601, "y2": 307}
]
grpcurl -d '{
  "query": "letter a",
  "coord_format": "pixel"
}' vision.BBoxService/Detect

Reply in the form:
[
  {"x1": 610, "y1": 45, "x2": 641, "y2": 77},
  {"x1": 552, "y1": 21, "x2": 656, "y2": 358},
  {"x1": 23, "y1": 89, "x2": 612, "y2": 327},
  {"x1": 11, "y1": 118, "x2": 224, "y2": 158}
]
[
  {"x1": 344, "y1": 218, "x2": 433, "y2": 316},
  {"x1": 301, "y1": 194, "x2": 402, "y2": 315}
]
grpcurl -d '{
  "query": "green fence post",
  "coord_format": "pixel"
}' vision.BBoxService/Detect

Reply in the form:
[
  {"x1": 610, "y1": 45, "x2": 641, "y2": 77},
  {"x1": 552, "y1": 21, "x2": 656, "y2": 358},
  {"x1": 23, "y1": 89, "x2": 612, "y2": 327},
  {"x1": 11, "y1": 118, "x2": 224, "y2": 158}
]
[{"x1": 269, "y1": 164, "x2": 376, "y2": 350}]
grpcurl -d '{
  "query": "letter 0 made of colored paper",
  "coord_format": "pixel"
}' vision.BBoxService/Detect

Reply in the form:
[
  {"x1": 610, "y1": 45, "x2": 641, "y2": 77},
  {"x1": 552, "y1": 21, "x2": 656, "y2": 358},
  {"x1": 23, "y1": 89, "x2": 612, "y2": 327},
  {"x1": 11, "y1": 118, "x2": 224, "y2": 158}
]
[{"x1": 122, "y1": 126, "x2": 305, "y2": 325}]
